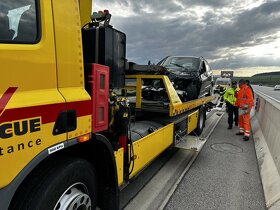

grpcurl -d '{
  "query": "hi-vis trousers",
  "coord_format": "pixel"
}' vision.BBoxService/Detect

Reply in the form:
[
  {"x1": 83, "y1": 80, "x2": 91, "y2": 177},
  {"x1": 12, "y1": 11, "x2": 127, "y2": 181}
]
[{"x1": 238, "y1": 108, "x2": 252, "y2": 137}]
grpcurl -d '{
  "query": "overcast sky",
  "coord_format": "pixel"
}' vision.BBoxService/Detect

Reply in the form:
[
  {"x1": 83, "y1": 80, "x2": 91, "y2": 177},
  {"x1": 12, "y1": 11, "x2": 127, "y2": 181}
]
[{"x1": 93, "y1": 0, "x2": 280, "y2": 70}]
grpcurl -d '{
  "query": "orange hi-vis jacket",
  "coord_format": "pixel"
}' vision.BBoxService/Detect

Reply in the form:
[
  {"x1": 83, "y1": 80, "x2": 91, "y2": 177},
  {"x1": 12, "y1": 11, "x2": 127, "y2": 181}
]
[{"x1": 235, "y1": 84, "x2": 254, "y2": 109}]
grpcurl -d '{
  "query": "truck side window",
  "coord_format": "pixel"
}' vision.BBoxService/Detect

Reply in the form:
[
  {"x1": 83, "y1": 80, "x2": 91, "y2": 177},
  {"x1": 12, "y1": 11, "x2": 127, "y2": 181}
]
[{"x1": 0, "y1": 0, "x2": 39, "y2": 43}]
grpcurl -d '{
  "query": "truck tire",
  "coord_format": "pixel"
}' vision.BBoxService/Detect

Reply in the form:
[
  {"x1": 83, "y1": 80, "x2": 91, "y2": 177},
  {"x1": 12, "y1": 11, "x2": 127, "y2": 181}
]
[
  {"x1": 194, "y1": 106, "x2": 206, "y2": 135},
  {"x1": 10, "y1": 157, "x2": 97, "y2": 210}
]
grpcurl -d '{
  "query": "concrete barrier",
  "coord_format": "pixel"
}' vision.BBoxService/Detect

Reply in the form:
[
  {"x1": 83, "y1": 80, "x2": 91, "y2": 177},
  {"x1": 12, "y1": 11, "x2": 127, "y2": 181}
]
[{"x1": 251, "y1": 90, "x2": 280, "y2": 210}]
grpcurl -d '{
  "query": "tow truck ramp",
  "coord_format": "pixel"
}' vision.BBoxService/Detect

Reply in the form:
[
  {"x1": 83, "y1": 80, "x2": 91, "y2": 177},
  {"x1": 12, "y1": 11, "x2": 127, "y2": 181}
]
[
  {"x1": 175, "y1": 109, "x2": 224, "y2": 151},
  {"x1": 174, "y1": 136, "x2": 206, "y2": 151}
]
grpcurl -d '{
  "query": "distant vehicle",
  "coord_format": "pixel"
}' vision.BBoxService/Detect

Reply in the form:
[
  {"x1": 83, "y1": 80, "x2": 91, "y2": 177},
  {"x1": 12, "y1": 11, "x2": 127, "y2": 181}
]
[
  {"x1": 213, "y1": 77, "x2": 231, "y2": 94},
  {"x1": 259, "y1": 83, "x2": 263, "y2": 86},
  {"x1": 221, "y1": 70, "x2": 233, "y2": 78},
  {"x1": 274, "y1": 85, "x2": 280, "y2": 90}
]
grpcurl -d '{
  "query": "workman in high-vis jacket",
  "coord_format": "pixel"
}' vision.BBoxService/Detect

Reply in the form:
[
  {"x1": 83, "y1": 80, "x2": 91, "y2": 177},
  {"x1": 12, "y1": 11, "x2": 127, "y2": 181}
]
[
  {"x1": 235, "y1": 79, "x2": 254, "y2": 141},
  {"x1": 223, "y1": 81, "x2": 239, "y2": 129}
]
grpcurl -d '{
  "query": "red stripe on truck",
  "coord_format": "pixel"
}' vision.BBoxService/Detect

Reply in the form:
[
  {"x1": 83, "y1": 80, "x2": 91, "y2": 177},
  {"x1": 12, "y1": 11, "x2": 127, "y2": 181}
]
[{"x1": 0, "y1": 100, "x2": 91, "y2": 124}]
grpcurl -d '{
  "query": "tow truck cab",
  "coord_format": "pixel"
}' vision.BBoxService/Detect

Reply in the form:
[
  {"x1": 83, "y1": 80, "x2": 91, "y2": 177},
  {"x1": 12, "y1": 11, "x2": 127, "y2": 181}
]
[
  {"x1": 0, "y1": 1, "x2": 114, "y2": 209},
  {"x1": 0, "y1": 1, "x2": 213, "y2": 209}
]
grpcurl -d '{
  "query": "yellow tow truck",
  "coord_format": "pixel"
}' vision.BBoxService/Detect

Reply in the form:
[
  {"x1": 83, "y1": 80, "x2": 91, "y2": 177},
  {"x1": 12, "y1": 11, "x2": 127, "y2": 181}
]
[{"x1": 0, "y1": 1, "x2": 214, "y2": 209}]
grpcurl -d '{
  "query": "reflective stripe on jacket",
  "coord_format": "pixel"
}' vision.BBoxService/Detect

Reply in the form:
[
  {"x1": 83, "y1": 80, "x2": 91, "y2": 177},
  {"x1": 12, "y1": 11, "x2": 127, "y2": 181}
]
[{"x1": 235, "y1": 84, "x2": 254, "y2": 108}]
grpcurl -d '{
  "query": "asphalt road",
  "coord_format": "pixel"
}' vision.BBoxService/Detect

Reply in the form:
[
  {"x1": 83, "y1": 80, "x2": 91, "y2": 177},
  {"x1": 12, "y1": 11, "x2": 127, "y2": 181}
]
[
  {"x1": 252, "y1": 85, "x2": 280, "y2": 102},
  {"x1": 165, "y1": 114, "x2": 266, "y2": 210}
]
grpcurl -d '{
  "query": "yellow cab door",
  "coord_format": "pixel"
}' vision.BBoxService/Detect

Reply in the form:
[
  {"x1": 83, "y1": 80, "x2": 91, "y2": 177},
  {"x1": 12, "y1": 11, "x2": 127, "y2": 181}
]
[
  {"x1": 51, "y1": 0, "x2": 92, "y2": 143},
  {"x1": 0, "y1": 0, "x2": 66, "y2": 189}
]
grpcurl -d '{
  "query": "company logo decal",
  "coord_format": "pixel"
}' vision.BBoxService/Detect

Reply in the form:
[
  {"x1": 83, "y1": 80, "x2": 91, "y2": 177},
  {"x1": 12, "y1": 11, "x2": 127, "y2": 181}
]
[
  {"x1": 0, "y1": 117, "x2": 42, "y2": 156},
  {"x1": 0, "y1": 117, "x2": 41, "y2": 139}
]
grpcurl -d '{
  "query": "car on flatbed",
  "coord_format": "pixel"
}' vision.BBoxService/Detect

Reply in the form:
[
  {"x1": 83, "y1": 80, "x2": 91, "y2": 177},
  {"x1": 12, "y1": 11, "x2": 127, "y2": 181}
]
[{"x1": 151, "y1": 56, "x2": 213, "y2": 101}]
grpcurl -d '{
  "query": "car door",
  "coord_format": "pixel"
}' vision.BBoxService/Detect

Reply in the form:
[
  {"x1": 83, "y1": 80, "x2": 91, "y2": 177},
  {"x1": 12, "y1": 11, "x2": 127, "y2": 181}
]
[
  {"x1": 199, "y1": 60, "x2": 209, "y2": 97},
  {"x1": 205, "y1": 60, "x2": 213, "y2": 93}
]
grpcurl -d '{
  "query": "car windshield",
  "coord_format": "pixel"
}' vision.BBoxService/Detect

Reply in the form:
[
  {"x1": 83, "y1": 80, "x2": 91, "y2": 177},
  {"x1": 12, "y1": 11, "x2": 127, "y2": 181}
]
[{"x1": 162, "y1": 57, "x2": 200, "y2": 71}]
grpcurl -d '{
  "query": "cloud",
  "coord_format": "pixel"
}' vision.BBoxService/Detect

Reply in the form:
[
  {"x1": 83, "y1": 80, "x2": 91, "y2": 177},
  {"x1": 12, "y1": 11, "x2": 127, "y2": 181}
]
[
  {"x1": 212, "y1": 54, "x2": 280, "y2": 69},
  {"x1": 93, "y1": 0, "x2": 280, "y2": 69}
]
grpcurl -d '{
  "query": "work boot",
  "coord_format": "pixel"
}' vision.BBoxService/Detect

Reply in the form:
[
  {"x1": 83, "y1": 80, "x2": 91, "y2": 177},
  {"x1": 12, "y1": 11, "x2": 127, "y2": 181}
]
[
  {"x1": 236, "y1": 132, "x2": 244, "y2": 135},
  {"x1": 243, "y1": 136, "x2": 249, "y2": 141},
  {"x1": 227, "y1": 126, "x2": 232, "y2": 129}
]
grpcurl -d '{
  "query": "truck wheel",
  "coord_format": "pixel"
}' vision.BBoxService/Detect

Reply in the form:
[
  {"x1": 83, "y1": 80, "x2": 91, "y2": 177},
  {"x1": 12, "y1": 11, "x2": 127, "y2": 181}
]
[
  {"x1": 194, "y1": 106, "x2": 205, "y2": 135},
  {"x1": 10, "y1": 157, "x2": 97, "y2": 210}
]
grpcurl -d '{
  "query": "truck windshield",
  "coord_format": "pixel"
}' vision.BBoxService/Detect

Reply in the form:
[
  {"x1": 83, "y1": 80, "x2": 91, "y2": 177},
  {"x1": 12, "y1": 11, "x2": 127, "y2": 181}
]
[
  {"x1": 0, "y1": 0, "x2": 38, "y2": 43},
  {"x1": 215, "y1": 80, "x2": 230, "y2": 85},
  {"x1": 162, "y1": 57, "x2": 200, "y2": 71}
]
